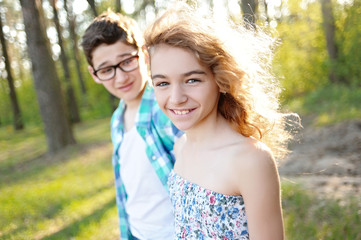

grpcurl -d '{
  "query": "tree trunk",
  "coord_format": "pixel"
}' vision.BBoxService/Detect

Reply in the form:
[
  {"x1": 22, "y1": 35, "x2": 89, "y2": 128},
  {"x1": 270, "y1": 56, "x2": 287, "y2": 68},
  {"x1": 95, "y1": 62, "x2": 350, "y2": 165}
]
[
  {"x1": 320, "y1": 0, "x2": 341, "y2": 83},
  {"x1": 51, "y1": 0, "x2": 80, "y2": 123},
  {"x1": 19, "y1": 0, "x2": 76, "y2": 153},
  {"x1": 64, "y1": 0, "x2": 87, "y2": 95},
  {"x1": 240, "y1": 0, "x2": 258, "y2": 29},
  {"x1": 86, "y1": 0, "x2": 97, "y2": 16},
  {"x1": 0, "y1": 10, "x2": 24, "y2": 130},
  {"x1": 115, "y1": 0, "x2": 121, "y2": 12},
  {"x1": 263, "y1": 0, "x2": 269, "y2": 23}
]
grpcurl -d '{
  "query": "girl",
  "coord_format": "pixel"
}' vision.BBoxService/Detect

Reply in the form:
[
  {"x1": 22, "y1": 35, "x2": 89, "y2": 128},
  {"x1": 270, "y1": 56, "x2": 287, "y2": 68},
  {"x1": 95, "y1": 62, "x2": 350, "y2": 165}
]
[{"x1": 145, "y1": 6, "x2": 294, "y2": 240}]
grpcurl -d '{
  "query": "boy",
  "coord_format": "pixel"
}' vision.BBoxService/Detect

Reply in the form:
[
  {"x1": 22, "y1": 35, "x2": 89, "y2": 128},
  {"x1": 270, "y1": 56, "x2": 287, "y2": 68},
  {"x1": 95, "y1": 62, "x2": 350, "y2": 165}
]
[{"x1": 81, "y1": 10, "x2": 182, "y2": 240}]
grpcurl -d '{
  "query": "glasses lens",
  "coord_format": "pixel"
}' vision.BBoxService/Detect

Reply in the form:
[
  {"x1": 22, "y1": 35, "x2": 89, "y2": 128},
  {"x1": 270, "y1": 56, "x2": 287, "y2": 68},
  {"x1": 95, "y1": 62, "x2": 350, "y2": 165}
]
[
  {"x1": 120, "y1": 56, "x2": 139, "y2": 72},
  {"x1": 96, "y1": 67, "x2": 115, "y2": 81},
  {"x1": 95, "y1": 55, "x2": 139, "y2": 81}
]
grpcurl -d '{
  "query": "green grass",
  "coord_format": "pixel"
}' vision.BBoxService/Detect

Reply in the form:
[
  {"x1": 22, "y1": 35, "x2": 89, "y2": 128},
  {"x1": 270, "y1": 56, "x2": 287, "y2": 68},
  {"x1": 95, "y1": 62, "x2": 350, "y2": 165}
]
[
  {"x1": 284, "y1": 84, "x2": 361, "y2": 126},
  {"x1": 0, "y1": 118, "x2": 119, "y2": 240},
  {"x1": 282, "y1": 182, "x2": 361, "y2": 240},
  {"x1": 1, "y1": 117, "x2": 360, "y2": 239}
]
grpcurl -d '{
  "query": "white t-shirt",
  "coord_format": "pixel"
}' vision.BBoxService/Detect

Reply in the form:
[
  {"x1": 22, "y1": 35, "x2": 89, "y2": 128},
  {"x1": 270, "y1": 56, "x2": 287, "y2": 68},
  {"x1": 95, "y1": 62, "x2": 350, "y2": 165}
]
[{"x1": 119, "y1": 126, "x2": 174, "y2": 240}]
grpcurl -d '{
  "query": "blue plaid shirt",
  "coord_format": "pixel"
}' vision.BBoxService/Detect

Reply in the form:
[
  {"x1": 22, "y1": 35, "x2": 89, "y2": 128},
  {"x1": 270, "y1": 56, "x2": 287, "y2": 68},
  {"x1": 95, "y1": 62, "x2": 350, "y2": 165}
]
[{"x1": 110, "y1": 83, "x2": 182, "y2": 239}]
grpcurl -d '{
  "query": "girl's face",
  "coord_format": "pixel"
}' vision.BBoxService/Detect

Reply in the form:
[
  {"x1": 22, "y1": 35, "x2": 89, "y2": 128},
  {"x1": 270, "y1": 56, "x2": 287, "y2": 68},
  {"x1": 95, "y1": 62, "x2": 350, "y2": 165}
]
[{"x1": 151, "y1": 44, "x2": 220, "y2": 131}]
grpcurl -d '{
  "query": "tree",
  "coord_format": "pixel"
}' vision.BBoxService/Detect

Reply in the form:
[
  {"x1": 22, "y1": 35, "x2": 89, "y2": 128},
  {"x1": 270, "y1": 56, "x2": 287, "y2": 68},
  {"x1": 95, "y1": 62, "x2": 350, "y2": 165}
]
[
  {"x1": 51, "y1": 0, "x2": 81, "y2": 123},
  {"x1": 0, "y1": 8, "x2": 24, "y2": 130},
  {"x1": 86, "y1": 0, "x2": 97, "y2": 16},
  {"x1": 19, "y1": 0, "x2": 76, "y2": 153},
  {"x1": 320, "y1": 0, "x2": 341, "y2": 83},
  {"x1": 64, "y1": 0, "x2": 87, "y2": 95},
  {"x1": 115, "y1": 0, "x2": 121, "y2": 12},
  {"x1": 262, "y1": 0, "x2": 269, "y2": 23},
  {"x1": 240, "y1": 0, "x2": 258, "y2": 29}
]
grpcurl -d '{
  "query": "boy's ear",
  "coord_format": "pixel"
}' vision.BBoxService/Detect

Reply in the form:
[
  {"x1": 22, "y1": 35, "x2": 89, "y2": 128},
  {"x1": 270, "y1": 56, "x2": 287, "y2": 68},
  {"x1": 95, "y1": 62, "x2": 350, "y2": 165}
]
[{"x1": 88, "y1": 65, "x2": 103, "y2": 84}]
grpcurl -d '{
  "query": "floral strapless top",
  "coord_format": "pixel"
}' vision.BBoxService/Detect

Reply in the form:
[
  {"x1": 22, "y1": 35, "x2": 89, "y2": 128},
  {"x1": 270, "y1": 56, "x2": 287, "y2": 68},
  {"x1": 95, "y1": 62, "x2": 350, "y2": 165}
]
[{"x1": 168, "y1": 170, "x2": 249, "y2": 240}]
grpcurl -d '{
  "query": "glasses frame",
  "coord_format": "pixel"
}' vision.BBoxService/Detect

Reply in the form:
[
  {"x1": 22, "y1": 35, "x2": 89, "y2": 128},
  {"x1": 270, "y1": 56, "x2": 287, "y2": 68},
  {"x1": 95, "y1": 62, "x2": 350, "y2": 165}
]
[{"x1": 93, "y1": 54, "x2": 140, "y2": 81}]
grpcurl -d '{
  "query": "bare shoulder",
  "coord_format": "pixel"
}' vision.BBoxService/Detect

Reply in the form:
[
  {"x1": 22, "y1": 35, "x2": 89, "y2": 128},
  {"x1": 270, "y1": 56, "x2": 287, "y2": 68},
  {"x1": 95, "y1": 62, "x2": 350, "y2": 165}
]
[
  {"x1": 226, "y1": 137, "x2": 279, "y2": 193},
  {"x1": 241, "y1": 139, "x2": 275, "y2": 169},
  {"x1": 228, "y1": 137, "x2": 275, "y2": 169}
]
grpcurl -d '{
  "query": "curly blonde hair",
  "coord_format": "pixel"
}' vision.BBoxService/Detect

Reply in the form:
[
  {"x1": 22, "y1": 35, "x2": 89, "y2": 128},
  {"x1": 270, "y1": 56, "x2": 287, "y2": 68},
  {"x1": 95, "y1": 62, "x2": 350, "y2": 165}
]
[{"x1": 145, "y1": 5, "x2": 295, "y2": 160}]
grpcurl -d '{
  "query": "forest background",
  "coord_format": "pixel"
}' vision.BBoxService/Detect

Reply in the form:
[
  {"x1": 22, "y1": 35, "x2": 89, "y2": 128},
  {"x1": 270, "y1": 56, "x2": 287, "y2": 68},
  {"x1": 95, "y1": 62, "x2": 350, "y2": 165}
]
[{"x1": 0, "y1": 0, "x2": 360, "y2": 239}]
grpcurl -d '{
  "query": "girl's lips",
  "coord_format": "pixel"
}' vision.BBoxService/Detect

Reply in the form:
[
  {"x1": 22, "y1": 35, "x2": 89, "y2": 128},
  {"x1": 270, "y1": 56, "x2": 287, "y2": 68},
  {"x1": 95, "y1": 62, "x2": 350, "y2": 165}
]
[{"x1": 118, "y1": 82, "x2": 133, "y2": 91}]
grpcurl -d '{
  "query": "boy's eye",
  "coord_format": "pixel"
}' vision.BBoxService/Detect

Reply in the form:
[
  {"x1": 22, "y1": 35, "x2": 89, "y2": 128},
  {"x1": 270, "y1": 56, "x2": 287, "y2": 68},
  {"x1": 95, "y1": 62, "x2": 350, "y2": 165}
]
[
  {"x1": 120, "y1": 56, "x2": 138, "y2": 67},
  {"x1": 121, "y1": 58, "x2": 134, "y2": 66},
  {"x1": 98, "y1": 67, "x2": 113, "y2": 74}
]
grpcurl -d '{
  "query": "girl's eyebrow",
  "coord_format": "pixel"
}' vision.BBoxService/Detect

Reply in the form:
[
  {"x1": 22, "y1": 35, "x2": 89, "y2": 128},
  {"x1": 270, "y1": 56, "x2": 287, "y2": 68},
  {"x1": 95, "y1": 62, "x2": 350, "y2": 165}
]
[
  {"x1": 152, "y1": 70, "x2": 206, "y2": 80},
  {"x1": 151, "y1": 74, "x2": 165, "y2": 80},
  {"x1": 183, "y1": 70, "x2": 206, "y2": 77}
]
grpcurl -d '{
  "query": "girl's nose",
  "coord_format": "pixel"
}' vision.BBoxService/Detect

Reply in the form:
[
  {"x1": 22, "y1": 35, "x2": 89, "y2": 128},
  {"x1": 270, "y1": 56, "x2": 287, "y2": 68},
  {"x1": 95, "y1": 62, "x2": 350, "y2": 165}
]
[{"x1": 169, "y1": 85, "x2": 187, "y2": 104}]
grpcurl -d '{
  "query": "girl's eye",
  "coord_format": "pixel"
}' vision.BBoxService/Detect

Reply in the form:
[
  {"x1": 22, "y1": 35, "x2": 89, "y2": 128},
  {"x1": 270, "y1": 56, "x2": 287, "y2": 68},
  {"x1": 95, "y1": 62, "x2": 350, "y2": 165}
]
[
  {"x1": 154, "y1": 82, "x2": 169, "y2": 87},
  {"x1": 187, "y1": 79, "x2": 200, "y2": 84}
]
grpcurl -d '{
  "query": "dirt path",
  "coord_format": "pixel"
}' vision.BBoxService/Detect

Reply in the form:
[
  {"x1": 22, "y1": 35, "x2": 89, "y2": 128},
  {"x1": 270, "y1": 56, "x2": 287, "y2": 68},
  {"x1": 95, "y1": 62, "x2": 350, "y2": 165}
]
[{"x1": 279, "y1": 119, "x2": 361, "y2": 201}]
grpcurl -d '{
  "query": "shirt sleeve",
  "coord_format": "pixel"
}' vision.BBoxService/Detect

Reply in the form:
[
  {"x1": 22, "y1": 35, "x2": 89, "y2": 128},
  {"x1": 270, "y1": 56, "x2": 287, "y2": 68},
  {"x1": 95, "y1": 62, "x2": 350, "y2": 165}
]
[{"x1": 152, "y1": 101, "x2": 184, "y2": 155}]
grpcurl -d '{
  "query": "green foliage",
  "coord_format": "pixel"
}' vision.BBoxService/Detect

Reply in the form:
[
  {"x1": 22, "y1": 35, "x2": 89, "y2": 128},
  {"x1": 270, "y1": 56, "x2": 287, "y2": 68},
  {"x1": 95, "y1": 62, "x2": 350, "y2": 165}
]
[
  {"x1": 0, "y1": 79, "x2": 11, "y2": 125},
  {"x1": 0, "y1": 68, "x2": 115, "y2": 128},
  {"x1": 274, "y1": 0, "x2": 328, "y2": 99},
  {"x1": 0, "y1": 76, "x2": 41, "y2": 126},
  {"x1": 80, "y1": 76, "x2": 115, "y2": 120},
  {"x1": 274, "y1": 0, "x2": 361, "y2": 100},
  {"x1": 16, "y1": 77, "x2": 41, "y2": 124},
  {"x1": 336, "y1": 1, "x2": 361, "y2": 85},
  {"x1": 285, "y1": 84, "x2": 361, "y2": 126},
  {"x1": 282, "y1": 182, "x2": 360, "y2": 239},
  {"x1": 96, "y1": 0, "x2": 118, "y2": 14}
]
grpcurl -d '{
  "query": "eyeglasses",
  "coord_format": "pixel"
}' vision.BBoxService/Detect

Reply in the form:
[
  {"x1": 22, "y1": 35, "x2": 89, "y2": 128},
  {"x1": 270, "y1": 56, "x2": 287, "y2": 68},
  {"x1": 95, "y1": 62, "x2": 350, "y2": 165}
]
[{"x1": 93, "y1": 54, "x2": 139, "y2": 81}]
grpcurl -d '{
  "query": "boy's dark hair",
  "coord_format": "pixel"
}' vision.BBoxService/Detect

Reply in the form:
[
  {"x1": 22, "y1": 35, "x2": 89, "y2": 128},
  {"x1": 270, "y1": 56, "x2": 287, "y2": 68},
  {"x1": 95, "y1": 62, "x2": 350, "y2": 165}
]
[{"x1": 81, "y1": 10, "x2": 144, "y2": 66}]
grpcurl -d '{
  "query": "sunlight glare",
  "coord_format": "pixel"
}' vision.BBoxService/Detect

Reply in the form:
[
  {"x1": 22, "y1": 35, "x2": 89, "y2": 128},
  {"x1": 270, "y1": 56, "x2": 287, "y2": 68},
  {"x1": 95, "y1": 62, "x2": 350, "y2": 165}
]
[
  {"x1": 228, "y1": 0, "x2": 241, "y2": 16},
  {"x1": 123, "y1": 0, "x2": 135, "y2": 14},
  {"x1": 73, "y1": 0, "x2": 89, "y2": 15}
]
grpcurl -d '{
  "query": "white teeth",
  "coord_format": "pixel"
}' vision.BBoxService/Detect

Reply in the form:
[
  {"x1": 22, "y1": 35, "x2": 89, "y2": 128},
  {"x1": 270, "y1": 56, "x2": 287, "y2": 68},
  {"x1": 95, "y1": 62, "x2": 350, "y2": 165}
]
[{"x1": 173, "y1": 109, "x2": 190, "y2": 115}]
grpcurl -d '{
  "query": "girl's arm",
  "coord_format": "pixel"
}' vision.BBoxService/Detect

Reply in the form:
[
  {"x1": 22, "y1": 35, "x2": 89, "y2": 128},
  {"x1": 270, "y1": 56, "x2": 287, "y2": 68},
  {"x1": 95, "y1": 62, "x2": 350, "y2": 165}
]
[{"x1": 236, "y1": 143, "x2": 284, "y2": 240}]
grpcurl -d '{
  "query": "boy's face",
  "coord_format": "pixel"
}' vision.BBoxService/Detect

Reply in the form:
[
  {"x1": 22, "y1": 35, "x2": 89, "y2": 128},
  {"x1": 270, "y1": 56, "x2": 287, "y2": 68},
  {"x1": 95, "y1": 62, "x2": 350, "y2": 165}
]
[{"x1": 88, "y1": 41, "x2": 148, "y2": 107}]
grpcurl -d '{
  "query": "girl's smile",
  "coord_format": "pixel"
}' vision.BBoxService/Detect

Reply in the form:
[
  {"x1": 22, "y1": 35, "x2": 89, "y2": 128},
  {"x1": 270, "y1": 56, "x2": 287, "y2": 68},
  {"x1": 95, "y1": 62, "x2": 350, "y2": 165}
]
[{"x1": 171, "y1": 108, "x2": 194, "y2": 115}]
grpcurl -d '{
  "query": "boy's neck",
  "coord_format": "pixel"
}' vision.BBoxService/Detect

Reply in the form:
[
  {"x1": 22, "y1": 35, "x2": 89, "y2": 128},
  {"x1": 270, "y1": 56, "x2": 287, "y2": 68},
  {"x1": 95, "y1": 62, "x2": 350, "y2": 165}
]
[
  {"x1": 123, "y1": 85, "x2": 145, "y2": 131},
  {"x1": 123, "y1": 104, "x2": 139, "y2": 131}
]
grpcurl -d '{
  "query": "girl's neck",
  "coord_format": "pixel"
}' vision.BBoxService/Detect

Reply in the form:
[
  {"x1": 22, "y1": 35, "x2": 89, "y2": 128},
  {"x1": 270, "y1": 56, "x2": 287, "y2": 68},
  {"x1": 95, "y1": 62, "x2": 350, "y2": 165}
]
[{"x1": 185, "y1": 113, "x2": 230, "y2": 145}]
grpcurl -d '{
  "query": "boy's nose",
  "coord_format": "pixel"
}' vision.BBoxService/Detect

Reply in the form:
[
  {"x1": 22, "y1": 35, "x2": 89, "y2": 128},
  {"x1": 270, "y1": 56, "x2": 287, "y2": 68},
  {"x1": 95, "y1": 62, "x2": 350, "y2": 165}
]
[{"x1": 114, "y1": 67, "x2": 129, "y2": 83}]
